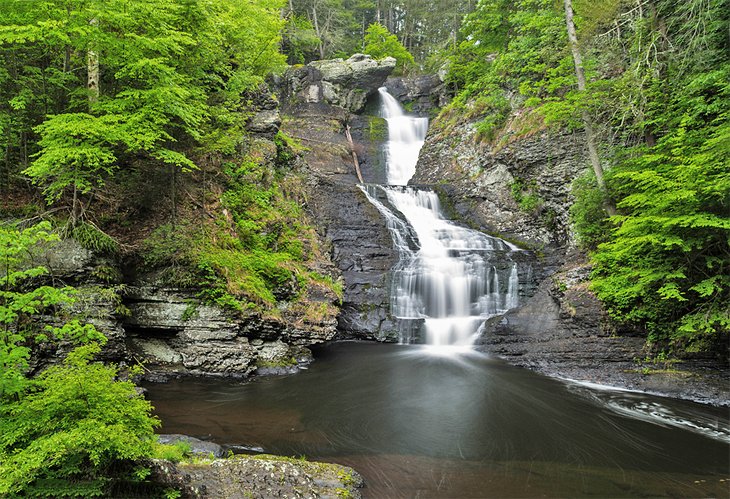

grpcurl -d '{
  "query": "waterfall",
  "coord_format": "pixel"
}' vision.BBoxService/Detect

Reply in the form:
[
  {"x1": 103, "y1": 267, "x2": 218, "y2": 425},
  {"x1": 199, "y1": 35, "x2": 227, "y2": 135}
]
[
  {"x1": 364, "y1": 88, "x2": 521, "y2": 347},
  {"x1": 379, "y1": 88, "x2": 429, "y2": 186}
]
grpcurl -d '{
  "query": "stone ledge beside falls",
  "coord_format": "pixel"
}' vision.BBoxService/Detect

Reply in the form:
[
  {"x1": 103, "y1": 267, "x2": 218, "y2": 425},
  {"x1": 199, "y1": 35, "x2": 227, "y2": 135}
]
[{"x1": 282, "y1": 53, "x2": 396, "y2": 113}]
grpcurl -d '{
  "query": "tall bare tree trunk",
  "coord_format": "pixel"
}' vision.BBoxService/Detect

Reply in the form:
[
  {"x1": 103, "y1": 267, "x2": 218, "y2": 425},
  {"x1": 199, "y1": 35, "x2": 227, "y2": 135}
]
[
  {"x1": 87, "y1": 18, "x2": 99, "y2": 104},
  {"x1": 311, "y1": 5, "x2": 325, "y2": 59},
  {"x1": 564, "y1": 0, "x2": 615, "y2": 215}
]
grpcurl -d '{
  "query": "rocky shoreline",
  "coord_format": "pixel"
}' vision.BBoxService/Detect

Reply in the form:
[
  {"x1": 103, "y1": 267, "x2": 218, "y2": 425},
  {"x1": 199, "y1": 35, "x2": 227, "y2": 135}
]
[{"x1": 478, "y1": 258, "x2": 729, "y2": 408}]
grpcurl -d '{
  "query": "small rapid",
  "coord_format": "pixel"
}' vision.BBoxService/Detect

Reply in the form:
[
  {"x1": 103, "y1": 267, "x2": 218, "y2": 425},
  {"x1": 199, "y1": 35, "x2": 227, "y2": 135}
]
[{"x1": 363, "y1": 88, "x2": 522, "y2": 346}]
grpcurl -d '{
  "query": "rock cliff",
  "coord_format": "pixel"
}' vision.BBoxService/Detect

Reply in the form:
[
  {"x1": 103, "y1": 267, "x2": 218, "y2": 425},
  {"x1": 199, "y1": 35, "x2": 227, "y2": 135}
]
[
  {"x1": 414, "y1": 117, "x2": 588, "y2": 250},
  {"x1": 279, "y1": 55, "x2": 400, "y2": 340}
]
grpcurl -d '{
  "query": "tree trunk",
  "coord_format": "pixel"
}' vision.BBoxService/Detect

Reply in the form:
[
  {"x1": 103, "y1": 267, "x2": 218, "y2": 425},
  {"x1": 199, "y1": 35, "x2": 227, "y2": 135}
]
[
  {"x1": 71, "y1": 184, "x2": 80, "y2": 227},
  {"x1": 311, "y1": 5, "x2": 325, "y2": 59},
  {"x1": 87, "y1": 18, "x2": 99, "y2": 104},
  {"x1": 564, "y1": 0, "x2": 615, "y2": 215},
  {"x1": 171, "y1": 164, "x2": 177, "y2": 229}
]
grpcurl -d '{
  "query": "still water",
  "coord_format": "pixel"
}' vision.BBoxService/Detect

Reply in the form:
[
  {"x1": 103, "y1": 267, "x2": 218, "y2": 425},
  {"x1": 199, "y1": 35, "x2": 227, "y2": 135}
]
[{"x1": 145, "y1": 342, "x2": 729, "y2": 498}]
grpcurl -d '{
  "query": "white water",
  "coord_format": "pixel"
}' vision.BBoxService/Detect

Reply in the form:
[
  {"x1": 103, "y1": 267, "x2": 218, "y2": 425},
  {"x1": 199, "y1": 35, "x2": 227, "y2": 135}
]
[
  {"x1": 379, "y1": 87, "x2": 429, "y2": 186},
  {"x1": 363, "y1": 88, "x2": 521, "y2": 346}
]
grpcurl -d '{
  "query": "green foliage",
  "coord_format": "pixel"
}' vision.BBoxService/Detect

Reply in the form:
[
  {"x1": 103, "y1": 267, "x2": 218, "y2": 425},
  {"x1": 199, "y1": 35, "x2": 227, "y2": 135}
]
[
  {"x1": 138, "y1": 152, "x2": 339, "y2": 314},
  {"x1": 72, "y1": 222, "x2": 120, "y2": 255},
  {"x1": 0, "y1": 345, "x2": 159, "y2": 497},
  {"x1": 510, "y1": 179, "x2": 543, "y2": 213},
  {"x1": 152, "y1": 441, "x2": 192, "y2": 463},
  {"x1": 1, "y1": 0, "x2": 286, "y2": 220},
  {"x1": 363, "y1": 23, "x2": 415, "y2": 73},
  {"x1": 590, "y1": 60, "x2": 730, "y2": 351},
  {"x1": 569, "y1": 171, "x2": 612, "y2": 250},
  {"x1": 440, "y1": 0, "x2": 573, "y2": 138},
  {"x1": 0, "y1": 222, "x2": 72, "y2": 398},
  {"x1": 282, "y1": 15, "x2": 322, "y2": 65},
  {"x1": 0, "y1": 223, "x2": 159, "y2": 497},
  {"x1": 24, "y1": 113, "x2": 124, "y2": 204}
]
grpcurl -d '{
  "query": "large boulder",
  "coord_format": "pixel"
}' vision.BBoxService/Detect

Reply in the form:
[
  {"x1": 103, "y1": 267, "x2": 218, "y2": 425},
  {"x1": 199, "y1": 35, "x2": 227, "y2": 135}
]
[{"x1": 283, "y1": 54, "x2": 396, "y2": 113}]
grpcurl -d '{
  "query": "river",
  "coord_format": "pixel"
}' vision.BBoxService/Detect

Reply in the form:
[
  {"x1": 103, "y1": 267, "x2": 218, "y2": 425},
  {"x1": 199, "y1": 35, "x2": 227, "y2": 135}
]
[{"x1": 145, "y1": 341, "x2": 729, "y2": 497}]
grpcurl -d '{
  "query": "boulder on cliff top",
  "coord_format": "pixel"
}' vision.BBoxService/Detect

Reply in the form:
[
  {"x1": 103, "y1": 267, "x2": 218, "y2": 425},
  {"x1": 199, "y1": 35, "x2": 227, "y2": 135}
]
[{"x1": 283, "y1": 54, "x2": 396, "y2": 113}]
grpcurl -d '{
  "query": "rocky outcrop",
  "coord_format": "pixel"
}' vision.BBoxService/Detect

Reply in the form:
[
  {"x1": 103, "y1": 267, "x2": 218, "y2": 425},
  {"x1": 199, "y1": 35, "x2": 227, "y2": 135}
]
[
  {"x1": 32, "y1": 231, "x2": 338, "y2": 378},
  {"x1": 478, "y1": 259, "x2": 730, "y2": 406},
  {"x1": 383, "y1": 74, "x2": 450, "y2": 116},
  {"x1": 282, "y1": 54, "x2": 396, "y2": 113},
  {"x1": 279, "y1": 57, "x2": 400, "y2": 341},
  {"x1": 123, "y1": 284, "x2": 337, "y2": 377},
  {"x1": 151, "y1": 455, "x2": 364, "y2": 499},
  {"x1": 414, "y1": 118, "x2": 589, "y2": 250}
]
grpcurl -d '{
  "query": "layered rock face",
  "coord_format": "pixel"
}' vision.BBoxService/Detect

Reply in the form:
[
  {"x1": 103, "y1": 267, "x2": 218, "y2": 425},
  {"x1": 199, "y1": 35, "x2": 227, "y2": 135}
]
[
  {"x1": 279, "y1": 55, "x2": 400, "y2": 340},
  {"x1": 35, "y1": 236, "x2": 338, "y2": 378},
  {"x1": 414, "y1": 120, "x2": 588, "y2": 249}
]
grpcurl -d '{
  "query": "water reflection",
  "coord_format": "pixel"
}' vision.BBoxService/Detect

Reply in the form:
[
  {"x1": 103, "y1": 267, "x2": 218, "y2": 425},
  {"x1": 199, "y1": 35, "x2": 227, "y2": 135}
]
[{"x1": 145, "y1": 342, "x2": 730, "y2": 498}]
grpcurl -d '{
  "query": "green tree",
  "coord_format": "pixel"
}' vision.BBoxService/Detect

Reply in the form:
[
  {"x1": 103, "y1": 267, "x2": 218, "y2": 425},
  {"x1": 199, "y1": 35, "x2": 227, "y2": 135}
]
[
  {"x1": 0, "y1": 222, "x2": 159, "y2": 496},
  {"x1": 363, "y1": 22, "x2": 414, "y2": 72},
  {"x1": 2, "y1": 0, "x2": 286, "y2": 224}
]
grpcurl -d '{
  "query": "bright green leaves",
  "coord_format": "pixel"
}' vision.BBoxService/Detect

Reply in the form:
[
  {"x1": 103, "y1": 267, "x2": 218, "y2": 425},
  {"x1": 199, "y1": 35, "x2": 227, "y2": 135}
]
[
  {"x1": 589, "y1": 77, "x2": 730, "y2": 351},
  {"x1": 1, "y1": 0, "x2": 288, "y2": 219},
  {"x1": 0, "y1": 347, "x2": 159, "y2": 496},
  {"x1": 24, "y1": 113, "x2": 122, "y2": 203},
  {"x1": 363, "y1": 23, "x2": 415, "y2": 73},
  {"x1": 442, "y1": 0, "x2": 576, "y2": 139},
  {"x1": 0, "y1": 222, "x2": 72, "y2": 399},
  {"x1": 0, "y1": 222, "x2": 159, "y2": 496}
]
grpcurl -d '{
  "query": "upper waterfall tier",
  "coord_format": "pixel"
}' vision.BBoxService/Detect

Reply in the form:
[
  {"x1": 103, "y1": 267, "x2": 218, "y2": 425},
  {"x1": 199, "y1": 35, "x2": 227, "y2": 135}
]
[{"x1": 378, "y1": 87, "x2": 428, "y2": 185}]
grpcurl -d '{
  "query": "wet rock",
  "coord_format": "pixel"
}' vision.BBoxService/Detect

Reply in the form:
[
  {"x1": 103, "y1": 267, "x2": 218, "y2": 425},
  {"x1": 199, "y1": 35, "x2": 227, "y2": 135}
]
[
  {"x1": 280, "y1": 77, "x2": 399, "y2": 340},
  {"x1": 305, "y1": 178, "x2": 399, "y2": 340},
  {"x1": 150, "y1": 455, "x2": 364, "y2": 499},
  {"x1": 478, "y1": 260, "x2": 730, "y2": 406}
]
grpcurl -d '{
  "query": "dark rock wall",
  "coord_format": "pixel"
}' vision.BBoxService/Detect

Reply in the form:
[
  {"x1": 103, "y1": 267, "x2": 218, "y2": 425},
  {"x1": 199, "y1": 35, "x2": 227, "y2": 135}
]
[
  {"x1": 414, "y1": 120, "x2": 589, "y2": 250},
  {"x1": 383, "y1": 74, "x2": 450, "y2": 116},
  {"x1": 279, "y1": 56, "x2": 399, "y2": 341}
]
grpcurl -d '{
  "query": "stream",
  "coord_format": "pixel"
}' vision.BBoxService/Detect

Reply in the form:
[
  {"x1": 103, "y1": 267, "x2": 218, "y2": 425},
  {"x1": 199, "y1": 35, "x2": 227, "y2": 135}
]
[
  {"x1": 145, "y1": 89, "x2": 729, "y2": 497},
  {"x1": 145, "y1": 342, "x2": 729, "y2": 498}
]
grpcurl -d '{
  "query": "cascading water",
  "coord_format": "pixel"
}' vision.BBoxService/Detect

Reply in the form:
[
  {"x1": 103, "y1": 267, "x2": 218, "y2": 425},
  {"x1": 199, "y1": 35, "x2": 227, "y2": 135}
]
[
  {"x1": 379, "y1": 88, "x2": 429, "y2": 186},
  {"x1": 363, "y1": 88, "x2": 521, "y2": 347}
]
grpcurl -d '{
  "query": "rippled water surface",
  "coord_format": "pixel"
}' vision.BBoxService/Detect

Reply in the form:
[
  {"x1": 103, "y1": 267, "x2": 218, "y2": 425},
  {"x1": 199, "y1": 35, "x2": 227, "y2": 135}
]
[{"x1": 145, "y1": 342, "x2": 730, "y2": 498}]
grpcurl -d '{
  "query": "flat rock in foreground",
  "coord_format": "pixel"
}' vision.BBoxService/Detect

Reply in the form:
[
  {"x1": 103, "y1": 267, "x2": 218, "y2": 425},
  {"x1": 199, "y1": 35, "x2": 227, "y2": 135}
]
[{"x1": 152, "y1": 455, "x2": 363, "y2": 498}]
